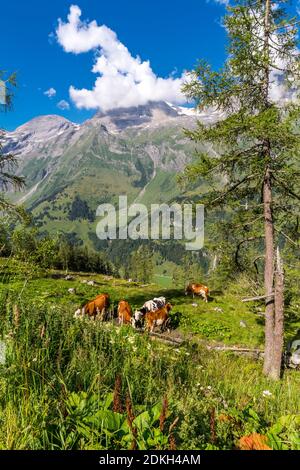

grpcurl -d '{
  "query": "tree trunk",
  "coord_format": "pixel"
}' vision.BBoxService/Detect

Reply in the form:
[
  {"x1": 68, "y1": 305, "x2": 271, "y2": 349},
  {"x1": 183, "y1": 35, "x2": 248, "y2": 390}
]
[
  {"x1": 263, "y1": 166, "x2": 275, "y2": 376},
  {"x1": 269, "y1": 247, "x2": 284, "y2": 380},
  {"x1": 262, "y1": 0, "x2": 277, "y2": 378}
]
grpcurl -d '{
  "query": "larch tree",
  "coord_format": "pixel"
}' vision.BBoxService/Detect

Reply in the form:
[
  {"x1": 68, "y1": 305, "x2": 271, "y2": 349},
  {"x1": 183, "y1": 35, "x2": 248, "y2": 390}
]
[
  {"x1": 0, "y1": 71, "x2": 25, "y2": 213},
  {"x1": 181, "y1": 0, "x2": 300, "y2": 380}
]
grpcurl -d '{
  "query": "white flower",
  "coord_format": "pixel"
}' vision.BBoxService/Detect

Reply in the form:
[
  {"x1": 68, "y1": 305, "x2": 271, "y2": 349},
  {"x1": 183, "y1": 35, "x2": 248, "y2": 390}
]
[
  {"x1": 32, "y1": 357, "x2": 38, "y2": 362},
  {"x1": 207, "y1": 386, "x2": 212, "y2": 390},
  {"x1": 262, "y1": 390, "x2": 272, "y2": 397}
]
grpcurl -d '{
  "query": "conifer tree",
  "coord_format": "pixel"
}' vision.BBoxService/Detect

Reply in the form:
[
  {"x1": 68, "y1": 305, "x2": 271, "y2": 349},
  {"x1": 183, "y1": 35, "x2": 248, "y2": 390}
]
[
  {"x1": 0, "y1": 71, "x2": 25, "y2": 212},
  {"x1": 181, "y1": 0, "x2": 300, "y2": 379}
]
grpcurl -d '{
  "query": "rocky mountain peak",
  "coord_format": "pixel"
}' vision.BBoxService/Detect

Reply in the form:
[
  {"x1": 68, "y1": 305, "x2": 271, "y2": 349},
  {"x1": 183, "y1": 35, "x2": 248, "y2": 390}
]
[{"x1": 87, "y1": 100, "x2": 192, "y2": 132}]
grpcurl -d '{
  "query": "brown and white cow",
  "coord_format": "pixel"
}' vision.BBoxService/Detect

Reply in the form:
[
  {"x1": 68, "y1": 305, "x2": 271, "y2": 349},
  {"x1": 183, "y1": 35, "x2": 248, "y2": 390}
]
[
  {"x1": 185, "y1": 283, "x2": 209, "y2": 302},
  {"x1": 74, "y1": 293, "x2": 110, "y2": 320},
  {"x1": 132, "y1": 296, "x2": 167, "y2": 329},
  {"x1": 145, "y1": 303, "x2": 172, "y2": 333},
  {"x1": 117, "y1": 300, "x2": 133, "y2": 325}
]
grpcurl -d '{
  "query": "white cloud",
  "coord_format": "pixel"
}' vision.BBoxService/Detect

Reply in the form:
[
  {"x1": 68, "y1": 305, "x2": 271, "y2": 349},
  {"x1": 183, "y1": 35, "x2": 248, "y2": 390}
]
[
  {"x1": 56, "y1": 5, "x2": 188, "y2": 111},
  {"x1": 44, "y1": 87, "x2": 56, "y2": 98},
  {"x1": 57, "y1": 99, "x2": 70, "y2": 110},
  {"x1": 210, "y1": 0, "x2": 229, "y2": 5}
]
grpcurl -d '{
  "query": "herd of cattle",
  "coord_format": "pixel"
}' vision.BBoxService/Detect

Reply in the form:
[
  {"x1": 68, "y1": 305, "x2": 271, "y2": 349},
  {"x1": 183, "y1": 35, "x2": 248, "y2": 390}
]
[{"x1": 74, "y1": 282, "x2": 210, "y2": 333}]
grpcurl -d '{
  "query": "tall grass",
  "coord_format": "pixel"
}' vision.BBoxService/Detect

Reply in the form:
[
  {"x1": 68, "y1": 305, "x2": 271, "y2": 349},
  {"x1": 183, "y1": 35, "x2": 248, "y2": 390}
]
[{"x1": 0, "y1": 293, "x2": 299, "y2": 449}]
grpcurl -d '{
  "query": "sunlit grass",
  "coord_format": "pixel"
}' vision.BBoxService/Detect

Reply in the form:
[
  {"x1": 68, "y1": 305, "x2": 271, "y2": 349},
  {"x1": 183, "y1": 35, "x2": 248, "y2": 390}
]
[{"x1": 0, "y1": 259, "x2": 299, "y2": 449}]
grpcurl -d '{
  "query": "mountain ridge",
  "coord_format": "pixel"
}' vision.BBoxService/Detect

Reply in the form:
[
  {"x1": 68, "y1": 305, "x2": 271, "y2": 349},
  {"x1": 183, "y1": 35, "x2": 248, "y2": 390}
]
[{"x1": 2, "y1": 100, "x2": 214, "y2": 250}]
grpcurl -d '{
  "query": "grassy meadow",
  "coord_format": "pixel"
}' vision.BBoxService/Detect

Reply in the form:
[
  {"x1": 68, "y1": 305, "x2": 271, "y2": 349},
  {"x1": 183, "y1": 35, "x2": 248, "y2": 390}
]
[{"x1": 0, "y1": 257, "x2": 300, "y2": 450}]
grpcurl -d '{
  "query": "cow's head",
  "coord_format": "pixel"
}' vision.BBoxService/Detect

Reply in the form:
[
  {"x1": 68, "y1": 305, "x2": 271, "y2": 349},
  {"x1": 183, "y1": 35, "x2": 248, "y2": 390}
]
[
  {"x1": 153, "y1": 297, "x2": 166, "y2": 307},
  {"x1": 131, "y1": 310, "x2": 145, "y2": 329},
  {"x1": 134, "y1": 309, "x2": 144, "y2": 321}
]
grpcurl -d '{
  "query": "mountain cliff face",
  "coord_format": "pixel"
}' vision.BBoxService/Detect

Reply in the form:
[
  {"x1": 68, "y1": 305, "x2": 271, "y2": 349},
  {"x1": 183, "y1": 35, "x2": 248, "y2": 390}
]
[{"x1": 3, "y1": 101, "x2": 215, "y2": 247}]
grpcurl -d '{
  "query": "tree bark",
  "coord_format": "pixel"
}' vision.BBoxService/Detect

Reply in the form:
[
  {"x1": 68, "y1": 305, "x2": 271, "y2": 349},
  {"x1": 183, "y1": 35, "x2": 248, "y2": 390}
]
[
  {"x1": 262, "y1": 0, "x2": 276, "y2": 377},
  {"x1": 269, "y1": 247, "x2": 284, "y2": 380},
  {"x1": 263, "y1": 166, "x2": 275, "y2": 375}
]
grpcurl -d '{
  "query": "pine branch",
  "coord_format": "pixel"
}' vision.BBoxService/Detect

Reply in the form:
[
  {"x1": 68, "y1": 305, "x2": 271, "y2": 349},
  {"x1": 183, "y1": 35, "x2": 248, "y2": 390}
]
[
  {"x1": 274, "y1": 227, "x2": 298, "y2": 247},
  {"x1": 235, "y1": 236, "x2": 264, "y2": 269},
  {"x1": 272, "y1": 174, "x2": 300, "y2": 201},
  {"x1": 210, "y1": 174, "x2": 258, "y2": 206},
  {"x1": 236, "y1": 215, "x2": 264, "y2": 228}
]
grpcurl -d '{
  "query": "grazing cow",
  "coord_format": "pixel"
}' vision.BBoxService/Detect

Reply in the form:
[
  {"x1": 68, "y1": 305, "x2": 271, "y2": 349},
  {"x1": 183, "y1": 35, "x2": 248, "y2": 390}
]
[
  {"x1": 74, "y1": 293, "x2": 110, "y2": 320},
  {"x1": 153, "y1": 297, "x2": 166, "y2": 309},
  {"x1": 117, "y1": 300, "x2": 133, "y2": 325},
  {"x1": 131, "y1": 309, "x2": 146, "y2": 329},
  {"x1": 185, "y1": 283, "x2": 209, "y2": 302},
  {"x1": 132, "y1": 296, "x2": 167, "y2": 329},
  {"x1": 142, "y1": 296, "x2": 167, "y2": 313},
  {"x1": 145, "y1": 303, "x2": 172, "y2": 333}
]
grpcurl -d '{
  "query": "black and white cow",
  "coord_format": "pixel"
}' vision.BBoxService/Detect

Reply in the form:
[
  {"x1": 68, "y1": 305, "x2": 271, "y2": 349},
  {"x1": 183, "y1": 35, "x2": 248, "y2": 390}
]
[{"x1": 131, "y1": 296, "x2": 167, "y2": 329}]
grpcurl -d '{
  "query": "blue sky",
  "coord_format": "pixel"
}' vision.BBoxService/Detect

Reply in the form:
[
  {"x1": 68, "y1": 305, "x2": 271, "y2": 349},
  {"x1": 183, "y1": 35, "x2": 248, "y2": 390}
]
[{"x1": 1, "y1": 0, "x2": 229, "y2": 130}]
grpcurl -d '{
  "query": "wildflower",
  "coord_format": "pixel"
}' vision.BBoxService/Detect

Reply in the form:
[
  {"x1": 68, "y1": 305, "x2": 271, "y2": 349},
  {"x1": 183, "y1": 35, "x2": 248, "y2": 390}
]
[
  {"x1": 185, "y1": 352, "x2": 190, "y2": 356},
  {"x1": 168, "y1": 417, "x2": 179, "y2": 450},
  {"x1": 126, "y1": 394, "x2": 137, "y2": 450},
  {"x1": 40, "y1": 324, "x2": 46, "y2": 339},
  {"x1": 159, "y1": 396, "x2": 168, "y2": 432},
  {"x1": 238, "y1": 433, "x2": 271, "y2": 450},
  {"x1": 218, "y1": 413, "x2": 233, "y2": 423},
  {"x1": 32, "y1": 357, "x2": 38, "y2": 362},
  {"x1": 262, "y1": 390, "x2": 272, "y2": 398},
  {"x1": 210, "y1": 408, "x2": 216, "y2": 444},
  {"x1": 13, "y1": 305, "x2": 20, "y2": 328},
  {"x1": 4, "y1": 331, "x2": 14, "y2": 340},
  {"x1": 207, "y1": 386, "x2": 212, "y2": 390}
]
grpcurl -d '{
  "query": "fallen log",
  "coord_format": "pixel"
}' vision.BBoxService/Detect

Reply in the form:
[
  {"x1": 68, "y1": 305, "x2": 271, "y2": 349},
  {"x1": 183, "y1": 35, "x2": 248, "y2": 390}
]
[
  {"x1": 150, "y1": 331, "x2": 184, "y2": 345},
  {"x1": 206, "y1": 345, "x2": 263, "y2": 354},
  {"x1": 242, "y1": 293, "x2": 274, "y2": 303},
  {"x1": 136, "y1": 329, "x2": 263, "y2": 357},
  {"x1": 205, "y1": 344, "x2": 264, "y2": 360},
  {"x1": 134, "y1": 329, "x2": 184, "y2": 346}
]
